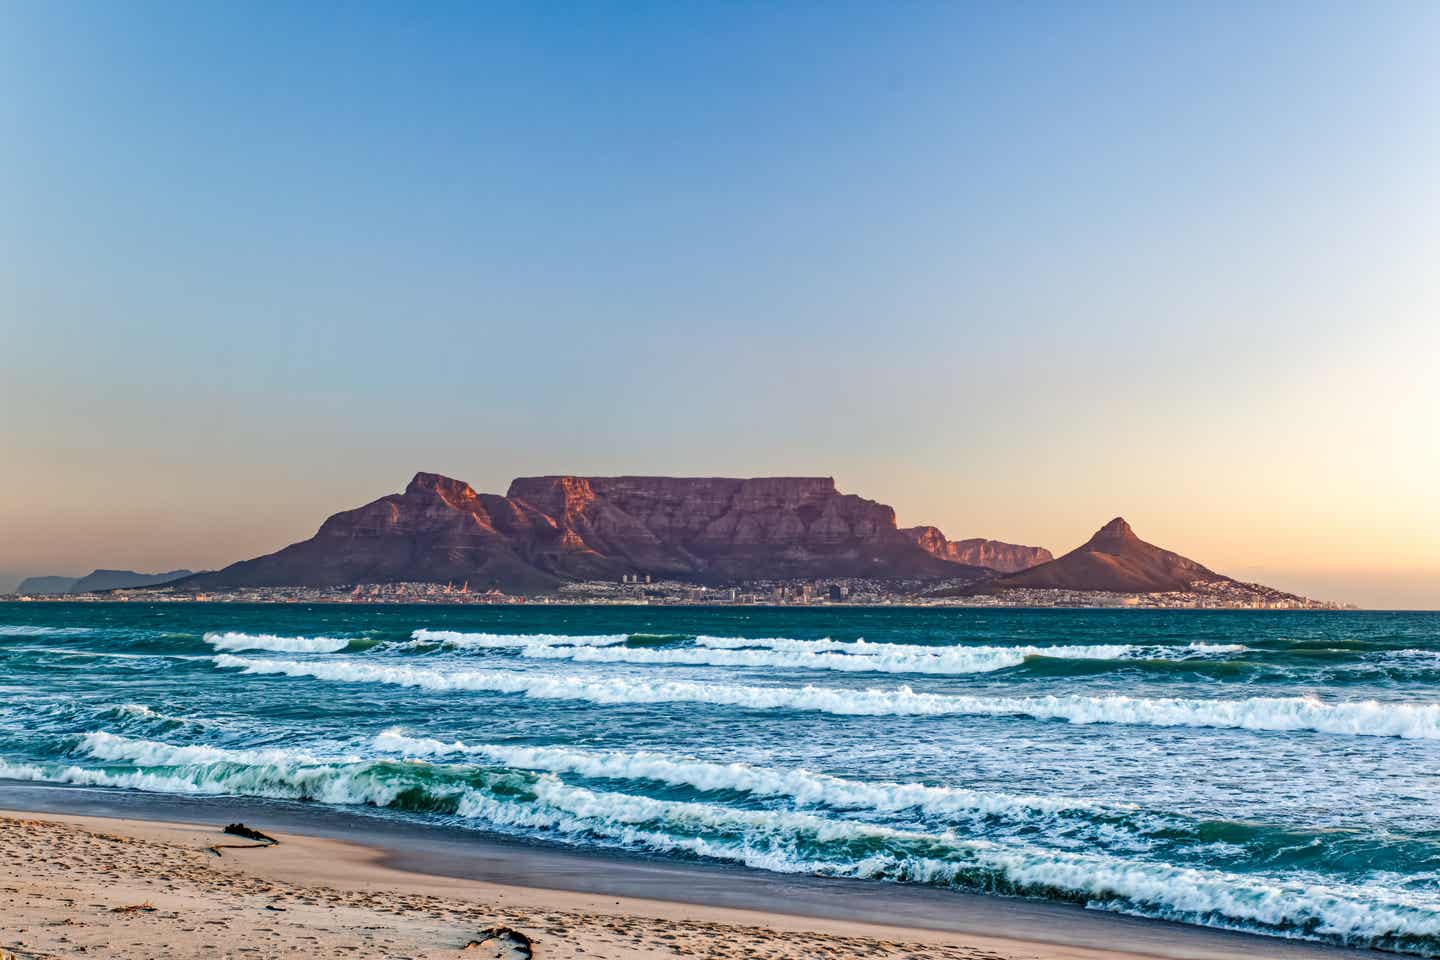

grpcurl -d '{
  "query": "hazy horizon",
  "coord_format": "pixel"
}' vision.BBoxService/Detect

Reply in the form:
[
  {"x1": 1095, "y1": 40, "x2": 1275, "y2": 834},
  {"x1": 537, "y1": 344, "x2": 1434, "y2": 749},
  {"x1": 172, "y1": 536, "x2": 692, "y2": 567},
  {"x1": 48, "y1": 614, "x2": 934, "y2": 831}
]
[{"x1": 3, "y1": 4, "x2": 1437, "y2": 608}]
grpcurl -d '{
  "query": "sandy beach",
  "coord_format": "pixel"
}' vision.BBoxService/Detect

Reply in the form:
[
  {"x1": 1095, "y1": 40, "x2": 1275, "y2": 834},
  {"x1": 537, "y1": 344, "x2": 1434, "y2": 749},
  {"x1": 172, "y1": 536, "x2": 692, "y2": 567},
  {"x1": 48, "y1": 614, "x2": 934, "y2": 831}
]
[
  {"x1": 0, "y1": 809, "x2": 1058, "y2": 960},
  {"x1": 0, "y1": 785, "x2": 1379, "y2": 960}
]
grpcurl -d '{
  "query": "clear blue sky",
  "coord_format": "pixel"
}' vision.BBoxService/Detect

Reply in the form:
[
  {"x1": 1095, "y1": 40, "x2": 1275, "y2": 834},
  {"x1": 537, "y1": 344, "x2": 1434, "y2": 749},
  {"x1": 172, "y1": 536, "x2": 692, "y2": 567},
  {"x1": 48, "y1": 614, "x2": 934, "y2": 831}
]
[{"x1": 2, "y1": 2, "x2": 1437, "y2": 606}]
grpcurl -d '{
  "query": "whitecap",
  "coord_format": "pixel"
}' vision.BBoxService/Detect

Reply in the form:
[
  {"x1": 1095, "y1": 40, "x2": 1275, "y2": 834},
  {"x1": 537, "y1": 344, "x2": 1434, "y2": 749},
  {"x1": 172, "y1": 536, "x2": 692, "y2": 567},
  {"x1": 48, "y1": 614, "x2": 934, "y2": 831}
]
[
  {"x1": 203, "y1": 632, "x2": 352, "y2": 654},
  {"x1": 213, "y1": 654, "x2": 1440, "y2": 738}
]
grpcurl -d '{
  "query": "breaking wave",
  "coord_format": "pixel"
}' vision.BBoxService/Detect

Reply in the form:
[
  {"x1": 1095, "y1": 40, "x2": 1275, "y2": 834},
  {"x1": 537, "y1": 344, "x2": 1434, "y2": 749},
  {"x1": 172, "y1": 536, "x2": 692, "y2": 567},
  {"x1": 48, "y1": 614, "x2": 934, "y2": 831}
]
[
  {"x1": 408, "y1": 629, "x2": 630, "y2": 649},
  {"x1": 398, "y1": 630, "x2": 1249, "y2": 676},
  {"x1": 203, "y1": 632, "x2": 353, "y2": 654},
  {"x1": 8, "y1": 730, "x2": 1440, "y2": 953},
  {"x1": 694, "y1": 635, "x2": 1247, "y2": 657},
  {"x1": 212, "y1": 654, "x2": 1440, "y2": 738},
  {"x1": 501, "y1": 640, "x2": 1245, "y2": 675},
  {"x1": 370, "y1": 729, "x2": 1117, "y2": 820}
]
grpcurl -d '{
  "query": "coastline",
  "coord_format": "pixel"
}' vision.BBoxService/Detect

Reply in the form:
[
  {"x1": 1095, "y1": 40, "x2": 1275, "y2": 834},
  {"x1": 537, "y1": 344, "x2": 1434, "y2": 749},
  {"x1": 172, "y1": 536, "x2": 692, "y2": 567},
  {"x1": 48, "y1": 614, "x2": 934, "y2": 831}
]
[
  {"x1": 2, "y1": 597, "x2": 1359, "y2": 610},
  {"x1": 0, "y1": 781, "x2": 1382, "y2": 960}
]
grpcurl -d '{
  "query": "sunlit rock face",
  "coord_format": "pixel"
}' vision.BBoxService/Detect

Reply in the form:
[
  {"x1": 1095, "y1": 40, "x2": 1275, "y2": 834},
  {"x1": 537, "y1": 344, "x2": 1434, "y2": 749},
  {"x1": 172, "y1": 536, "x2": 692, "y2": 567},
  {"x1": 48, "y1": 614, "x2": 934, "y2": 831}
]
[
  {"x1": 901, "y1": 526, "x2": 1053, "y2": 574},
  {"x1": 188, "y1": 473, "x2": 996, "y2": 591}
]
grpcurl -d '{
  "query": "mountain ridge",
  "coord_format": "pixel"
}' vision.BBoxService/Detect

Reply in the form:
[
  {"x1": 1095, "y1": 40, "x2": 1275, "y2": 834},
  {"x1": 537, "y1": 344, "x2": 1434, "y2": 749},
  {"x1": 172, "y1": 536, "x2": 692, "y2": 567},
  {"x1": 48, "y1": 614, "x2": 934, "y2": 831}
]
[
  {"x1": 17, "y1": 569, "x2": 193, "y2": 595},
  {"x1": 183, "y1": 472, "x2": 995, "y2": 592},
  {"x1": 901, "y1": 526, "x2": 1052, "y2": 573}
]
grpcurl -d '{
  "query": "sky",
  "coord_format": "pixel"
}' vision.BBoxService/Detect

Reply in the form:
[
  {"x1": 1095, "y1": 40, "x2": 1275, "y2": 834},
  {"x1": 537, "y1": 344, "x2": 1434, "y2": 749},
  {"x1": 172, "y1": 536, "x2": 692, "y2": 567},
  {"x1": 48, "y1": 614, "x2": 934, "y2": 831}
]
[{"x1": 2, "y1": 2, "x2": 1437, "y2": 607}]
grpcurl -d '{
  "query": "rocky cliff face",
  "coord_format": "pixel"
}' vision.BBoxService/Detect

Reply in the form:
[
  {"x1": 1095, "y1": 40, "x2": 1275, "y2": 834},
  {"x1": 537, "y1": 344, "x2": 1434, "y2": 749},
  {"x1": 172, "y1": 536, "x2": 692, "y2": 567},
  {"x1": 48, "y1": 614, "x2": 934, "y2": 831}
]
[
  {"x1": 188, "y1": 472, "x2": 993, "y2": 592},
  {"x1": 901, "y1": 526, "x2": 1052, "y2": 574},
  {"x1": 506, "y1": 475, "x2": 944, "y2": 581}
]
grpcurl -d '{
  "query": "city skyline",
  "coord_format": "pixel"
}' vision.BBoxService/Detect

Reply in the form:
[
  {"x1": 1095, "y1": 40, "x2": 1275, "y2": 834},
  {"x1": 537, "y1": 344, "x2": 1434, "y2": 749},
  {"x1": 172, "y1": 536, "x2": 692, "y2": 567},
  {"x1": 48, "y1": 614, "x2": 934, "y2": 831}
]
[{"x1": 3, "y1": 3, "x2": 1437, "y2": 607}]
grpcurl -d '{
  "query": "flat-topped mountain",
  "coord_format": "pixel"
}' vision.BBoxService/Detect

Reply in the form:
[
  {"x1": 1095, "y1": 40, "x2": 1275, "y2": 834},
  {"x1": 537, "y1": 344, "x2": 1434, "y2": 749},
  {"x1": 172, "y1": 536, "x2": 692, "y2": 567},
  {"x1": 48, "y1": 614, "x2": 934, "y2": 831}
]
[
  {"x1": 989, "y1": 518, "x2": 1229, "y2": 593},
  {"x1": 902, "y1": 526, "x2": 1052, "y2": 574},
  {"x1": 184, "y1": 472, "x2": 995, "y2": 592},
  {"x1": 17, "y1": 569, "x2": 192, "y2": 595}
]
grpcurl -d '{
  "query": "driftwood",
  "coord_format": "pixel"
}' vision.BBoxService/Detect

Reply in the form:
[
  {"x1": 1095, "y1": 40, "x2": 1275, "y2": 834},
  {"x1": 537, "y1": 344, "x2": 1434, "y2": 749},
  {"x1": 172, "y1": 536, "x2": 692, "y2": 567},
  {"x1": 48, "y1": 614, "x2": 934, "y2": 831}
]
[
  {"x1": 206, "y1": 822, "x2": 280, "y2": 857},
  {"x1": 462, "y1": 926, "x2": 534, "y2": 958}
]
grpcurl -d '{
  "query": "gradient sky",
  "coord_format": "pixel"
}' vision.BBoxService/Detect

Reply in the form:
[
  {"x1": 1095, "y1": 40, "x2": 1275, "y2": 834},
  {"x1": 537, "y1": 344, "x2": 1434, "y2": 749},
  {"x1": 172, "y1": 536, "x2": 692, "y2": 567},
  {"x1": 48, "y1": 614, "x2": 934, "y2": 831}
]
[{"x1": 2, "y1": 2, "x2": 1437, "y2": 606}]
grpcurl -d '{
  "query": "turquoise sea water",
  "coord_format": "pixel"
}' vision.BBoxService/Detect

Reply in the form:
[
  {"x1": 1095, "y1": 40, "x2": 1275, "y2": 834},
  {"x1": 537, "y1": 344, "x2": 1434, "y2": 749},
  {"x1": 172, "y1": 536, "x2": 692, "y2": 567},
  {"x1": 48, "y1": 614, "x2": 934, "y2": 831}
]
[{"x1": 3, "y1": 603, "x2": 1439, "y2": 952}]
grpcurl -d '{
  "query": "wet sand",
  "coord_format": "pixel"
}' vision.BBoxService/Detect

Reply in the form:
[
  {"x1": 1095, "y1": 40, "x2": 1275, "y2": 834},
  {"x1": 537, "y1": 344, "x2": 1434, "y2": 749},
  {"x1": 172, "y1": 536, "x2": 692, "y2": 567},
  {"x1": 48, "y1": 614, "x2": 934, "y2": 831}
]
[{"x1": 0, "y1": 782, "x2": 1381, "y2": 960}]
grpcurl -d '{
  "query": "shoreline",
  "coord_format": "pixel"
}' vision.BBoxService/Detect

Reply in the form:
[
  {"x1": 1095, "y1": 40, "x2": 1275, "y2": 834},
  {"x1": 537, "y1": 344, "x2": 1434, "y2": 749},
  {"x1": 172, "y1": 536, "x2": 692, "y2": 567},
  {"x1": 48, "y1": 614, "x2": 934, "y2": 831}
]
[
  {"x1": 3, "y1": 598, "x2": 1361, "y2": 610},
  {"x1": 0, "y1": 781, "x2": 1383, "y2": 960}
]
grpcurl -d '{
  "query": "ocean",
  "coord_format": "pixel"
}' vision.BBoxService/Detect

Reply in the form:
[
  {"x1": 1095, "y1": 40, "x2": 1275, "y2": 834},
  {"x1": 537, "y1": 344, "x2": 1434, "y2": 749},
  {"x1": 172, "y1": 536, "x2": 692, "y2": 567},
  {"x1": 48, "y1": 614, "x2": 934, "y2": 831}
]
[{"x1": 3, "y1": 603, "x2": 1438, "y2": 953}]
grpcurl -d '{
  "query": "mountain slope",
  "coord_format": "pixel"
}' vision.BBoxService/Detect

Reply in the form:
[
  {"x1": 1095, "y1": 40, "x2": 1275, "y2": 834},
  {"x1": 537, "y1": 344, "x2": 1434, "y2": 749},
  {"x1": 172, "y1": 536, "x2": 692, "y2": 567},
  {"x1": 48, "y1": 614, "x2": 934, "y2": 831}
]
[
  {"x1": 902, "y1": 526, "x2": 1052, "y2": 573},
  {"x1": 16, "y1": 576, "x2": 79, "y2": 595},
  {"x1": 989, "y1": 518, "x2": 1229, "y2": 592},
  {"x1": 17, "y1": 570, "x2": 192, "y2": 595},
  {"x1": 185, "y1": 472, "x2": 992, "y2": 592},
  {"x1": 73, "y1": 569, "x2": 192, "y2": 592}
]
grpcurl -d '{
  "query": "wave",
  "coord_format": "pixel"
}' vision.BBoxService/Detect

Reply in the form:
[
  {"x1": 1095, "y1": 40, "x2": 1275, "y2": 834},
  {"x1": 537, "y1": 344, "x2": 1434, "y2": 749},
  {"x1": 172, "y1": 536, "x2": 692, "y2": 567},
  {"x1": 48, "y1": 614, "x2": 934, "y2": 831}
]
[
  {"x1": 211, "y1": 654, "x2": 1440, "y2": 738},
  {"x1": 695, "y1": 635, "x2": 1247, "y2": 657},
  {"x1": 400, "y1": 630, "x2": 1249, "y2": 676},
  {"x1": 102, "y1": 703, "x2": 217, "y2": 732},
  {"x1": 452, "y1": 777, "x2": 1440, "y2": 952},
  {"x1": 502, "y1": 641, "x2": 1247, "y2": 676},
  {"x1": 4, "y1": 646, "x2": 208, "y2": 662},
  {"x1": 76, "y1": 730, "x2": 347, "y2": 768},
  {"x1": 0, "y1": 625, "x2": 92, "y2": 637},
  {"x1": 407, "y1": 629, "x2": 631, "y2": 649},
  {"x1": 370, "y1": 729, "x2": 1117, "y2": 820},
  {"x1": 12, "y1": 734, "x2": 1440, "y2": 953},
  {"x1": 203, "y1": 632, "x2": 352, "y2": 653}
]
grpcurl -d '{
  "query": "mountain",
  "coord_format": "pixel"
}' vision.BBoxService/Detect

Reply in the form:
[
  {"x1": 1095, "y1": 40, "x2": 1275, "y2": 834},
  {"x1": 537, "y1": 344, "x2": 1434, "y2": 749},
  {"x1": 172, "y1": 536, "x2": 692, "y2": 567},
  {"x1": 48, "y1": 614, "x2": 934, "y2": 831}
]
[
  {"x1": 16, "y1": 570, "x2": 193, "y2": 595},
  {"x1": 184, "y1": 472, "x2": 993, "y2": 592},
  {"x1": 902, "y1": 526, "x2": 1052, "y2": 573},
  {"x1": 72, "y1": 569, "x2": 192, "y2": 592},
  {"x1": 16, "y1": 576, "x2": 79, "y2": 595},
  {"x1": 988, "y1": 518, "x2": 1229, "y2": 593}
]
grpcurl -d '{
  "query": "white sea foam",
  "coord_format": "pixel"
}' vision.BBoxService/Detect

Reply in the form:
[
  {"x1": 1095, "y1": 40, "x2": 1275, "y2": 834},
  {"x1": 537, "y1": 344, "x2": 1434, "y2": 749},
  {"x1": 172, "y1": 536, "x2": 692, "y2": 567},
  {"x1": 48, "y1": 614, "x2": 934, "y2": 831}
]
[
  {"x1": 696, "y1": 635, "x2": 1246, "y2": 658},
  {"x1": 402, "y1": 629, "x2": 1248, "y2": 675},
  {"x1": 451, "y1": 779, "x2": 1440, "y2": 946},
  {"x1": 408, "y1": 629, "x2": 630, "y2": 649},
  {"x1": 213, "y1": 654, "x2": 1440, "y2": 738},
  {"x1": 506, "y1": 641, "x2": 1246, "y2": 675},
  {"x1": 203, "y1": 632, "x2": 352, "y2": 653},
  {"x1": 77, "y1": 730, "x2": 347, "y2": 768},
  {"x1": 104, "y1": 703, "x2": 217, "y2": 729},
  {"x1": 8, "y1": 736, "x2": 1439, "y2": 948},
  {"x1": 0, "y1": 625, "x2": 92, "y2": 636},
  {"x1": 371, "y1": 729, "x2": 1117, "y2": 819}
]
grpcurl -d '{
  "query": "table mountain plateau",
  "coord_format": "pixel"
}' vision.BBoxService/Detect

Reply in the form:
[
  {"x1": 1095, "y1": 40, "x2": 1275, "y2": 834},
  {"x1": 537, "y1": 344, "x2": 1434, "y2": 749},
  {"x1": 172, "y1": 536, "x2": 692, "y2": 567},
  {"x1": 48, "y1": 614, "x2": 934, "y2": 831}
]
[{"x1": 182, "y1": 472, "x2": 999, "y2": 592}]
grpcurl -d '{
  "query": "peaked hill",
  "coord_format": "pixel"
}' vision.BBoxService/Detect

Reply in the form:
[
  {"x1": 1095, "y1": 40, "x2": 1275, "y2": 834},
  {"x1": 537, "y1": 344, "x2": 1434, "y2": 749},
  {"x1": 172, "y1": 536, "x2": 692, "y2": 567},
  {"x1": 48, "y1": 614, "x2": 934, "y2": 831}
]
[{"x1": 989, "y1": 518, "x2": 1230, "y2": 593}]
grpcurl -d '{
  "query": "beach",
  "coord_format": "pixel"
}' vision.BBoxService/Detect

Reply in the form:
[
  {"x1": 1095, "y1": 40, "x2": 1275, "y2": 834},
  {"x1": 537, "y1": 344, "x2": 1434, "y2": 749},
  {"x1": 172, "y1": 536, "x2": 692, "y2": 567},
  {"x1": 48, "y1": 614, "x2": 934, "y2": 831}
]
[{"x1": 0, "y1": 783, "x2": 1380, "y2": 960}]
